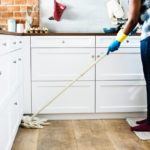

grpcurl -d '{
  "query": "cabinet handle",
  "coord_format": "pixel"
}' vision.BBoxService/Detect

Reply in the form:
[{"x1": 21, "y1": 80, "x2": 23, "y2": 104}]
[
  {"x1": 19, "y1": 41, "x2": 22, "y2": 44},
  {"x1": 0, "y1": 71, "x2": 2, "y2": 75},
  {"x1": 18, "y1": 58, "x2": 22, "y2": 61},
  {"x1": 97, "y1": 55, "x2": 100, "y2": 58},
  {"x1": 13, "y1": 42, "x2": 16, "y2": 45},
  {"x1": 126, "y1": 40, "x2": 129, "y2": 43},
  {"x1": 2, "y1": 43, "x2": 7, "y2": 46},
  {"x1": 62, "y1": 40, "x2": 65, "y2": 44},
  {"x1": 91, "y1": 55, "x2": 95, "y2": 58},
  {"x1": 14, "y1": 102, "x2": 18, "y2": 105},
  {"x1": 13, "y1": 60, "x2": 17, "y2": 63}
]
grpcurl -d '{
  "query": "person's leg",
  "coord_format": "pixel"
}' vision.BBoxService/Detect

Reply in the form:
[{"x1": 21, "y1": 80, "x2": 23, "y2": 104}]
[
  {"x1": 140, "y1": 37, "x2": 150, "y2": 122},
  {"x1": 131, "y1": 37, "x2": 150, "y2": 131},
  {"x1": 136, "y1": 37, "x2": 150, "y2": 124}
]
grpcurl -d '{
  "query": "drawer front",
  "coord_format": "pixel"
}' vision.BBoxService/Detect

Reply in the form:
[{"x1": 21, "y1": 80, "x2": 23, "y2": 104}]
[
  {"x1": 32, "y1": 48, "x2": 95, "y2": 81},
  {"x1": 9, "y1": 36, "x2": 23, "y2": 52},
  {"x1": 0, "y1": 55, "x2": 10, "y2": 101},
  {"x1": 96, "y1": 36, "x2": 140, "y2": 48},
  {"x1": 31, "y1": 36, "x2": 95, "y2": 47},
  {"x1": 96, "y1": 81, "x2": 147, "y2": 112},
  {"x1": 96, "y1": 49, "x2": 144, "y2": 80},
  {"x1": 32, "y1": 81, "x2": 95, "y2": 114}
]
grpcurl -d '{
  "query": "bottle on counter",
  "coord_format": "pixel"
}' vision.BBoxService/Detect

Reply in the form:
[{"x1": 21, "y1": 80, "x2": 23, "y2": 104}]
[{"x1": 25, "y1": 13, "x2": 33, "y2": 32}]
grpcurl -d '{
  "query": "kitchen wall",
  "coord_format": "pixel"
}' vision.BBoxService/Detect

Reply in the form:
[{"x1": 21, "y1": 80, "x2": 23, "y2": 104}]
[
  {"x1": 40, "y1": 0, "x2": 128, "y2": 33},
  {"x1": 0, "y1": 0, "x2": 128, "y2": 32},
  {"x1": 0, "y1": 0, "x2": 39, "y2": 29}
]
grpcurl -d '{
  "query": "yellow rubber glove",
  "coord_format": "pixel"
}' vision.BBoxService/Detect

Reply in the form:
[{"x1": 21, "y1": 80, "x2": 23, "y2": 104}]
[{"x1": 116, "y1": 30, "x2": 128, "y2": 43}]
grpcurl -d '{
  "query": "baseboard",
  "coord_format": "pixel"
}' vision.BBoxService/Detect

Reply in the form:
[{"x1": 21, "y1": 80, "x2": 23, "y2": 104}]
[{"x1": 28, "y1": 112, "x2": 148, "y2": 120}]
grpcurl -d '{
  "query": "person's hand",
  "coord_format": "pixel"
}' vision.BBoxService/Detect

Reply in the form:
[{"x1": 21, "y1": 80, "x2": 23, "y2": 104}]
[{"x1": 107, "y1": 40, "x2": 121, "y2": 55}]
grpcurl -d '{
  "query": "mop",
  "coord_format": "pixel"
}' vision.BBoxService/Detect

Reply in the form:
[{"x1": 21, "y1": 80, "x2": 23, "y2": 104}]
[{"x1": 21, "y1": 52, "x2": 108, "y2": 128}]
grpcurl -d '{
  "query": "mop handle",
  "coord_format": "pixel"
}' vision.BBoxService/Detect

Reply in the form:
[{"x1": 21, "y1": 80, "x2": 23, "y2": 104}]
[{"x1": 31, "y1": 52, "x2": 108, "y2": 119}]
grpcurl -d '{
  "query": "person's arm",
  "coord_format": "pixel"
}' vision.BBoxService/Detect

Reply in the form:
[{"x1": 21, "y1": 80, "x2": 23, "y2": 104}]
[
  {"x1": 107, "y1": 0, "x2": 141, "y2": 54},
  {"x1": 123, "y1": 0, "x2": 141, "y2": 34}
]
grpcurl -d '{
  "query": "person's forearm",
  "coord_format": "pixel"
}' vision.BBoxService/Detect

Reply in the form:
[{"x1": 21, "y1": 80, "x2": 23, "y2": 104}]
[
  {"x1": 123, "y1": 18, "x2": 139, "y2": 35},
  {"x1": 122, "y1": 0, "x2": 141, "y2": 35}
]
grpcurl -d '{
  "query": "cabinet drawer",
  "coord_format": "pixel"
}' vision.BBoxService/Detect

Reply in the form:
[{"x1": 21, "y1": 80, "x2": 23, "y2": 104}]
[
  {"x1": 9, "y1": 36, "x2": 23, "y2": 52},
  {"x1": 31, "y1": 36, "x2": 95, "y2": 47},
  {"x1": 32, "y1": 81, "x2": 95, "y2": 114},
  {"x1": 32, "y1": 48, "x2": 95, "y2": 81},
  {"x1": 96, "y1": 49, "x2": 144, "y2": 80},
  {"x1": 0, "y1": 55, "x2": 10, "y2": 101},
  {"x1": 96, "y1": 36, "x2": 140, "y2": 48},
  {"x1": 96, "y1": 81, "x2": 146, "y2": 112}
]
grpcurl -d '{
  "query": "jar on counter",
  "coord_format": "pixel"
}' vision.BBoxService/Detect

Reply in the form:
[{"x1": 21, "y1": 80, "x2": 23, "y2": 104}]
[
  {"x1": 17, "y1": 24, "x2": 24, "y2": 33},
  {"x1": 7, "y1": 19, "x2": 16, "y2": 32}
]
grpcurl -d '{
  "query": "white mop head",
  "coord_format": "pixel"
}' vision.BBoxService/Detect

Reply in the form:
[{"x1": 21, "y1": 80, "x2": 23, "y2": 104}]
[{"x1": 21, "y1": 116, "x2": 50, "y2": 129}]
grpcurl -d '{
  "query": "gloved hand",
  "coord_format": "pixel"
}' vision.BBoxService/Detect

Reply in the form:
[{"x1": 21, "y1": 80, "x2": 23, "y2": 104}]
[
  {"x1": 107, "y1": 30, "x2": 128, "y2": 55},
  {"x1": 107, "y1": 40, "x2": 121, "y2": 55}
]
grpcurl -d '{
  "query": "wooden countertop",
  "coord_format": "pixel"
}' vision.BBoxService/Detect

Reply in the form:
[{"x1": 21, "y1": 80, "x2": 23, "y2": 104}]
[{"x1": 0, "y1": 31, "x2": 141, "y2": 36}]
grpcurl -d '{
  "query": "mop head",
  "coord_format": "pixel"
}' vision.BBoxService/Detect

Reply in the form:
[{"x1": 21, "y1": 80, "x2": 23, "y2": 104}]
[{"x1": 21, "y1": 116, "x2": 50, "y2": 129}]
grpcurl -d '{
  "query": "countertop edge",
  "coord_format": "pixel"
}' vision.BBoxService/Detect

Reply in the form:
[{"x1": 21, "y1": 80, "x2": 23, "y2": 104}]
[{"x1": 0, "y1": 31, "x2": 141, "y2": 36}]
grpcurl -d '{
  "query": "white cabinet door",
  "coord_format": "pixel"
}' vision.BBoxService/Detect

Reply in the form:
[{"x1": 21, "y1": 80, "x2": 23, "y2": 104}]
[
  {"x1": 10, "y1": 90, "x2": 23, "y2": 136},
  {"x1": 32, "y1": 81, "x2": 95, "y2": 113},
  {"x1": 32, "y1": 48, "x2": 95, "y2": 81},
  {"x1": 9, "y1": 50, "x2": 23, "y2": 90},
  {"x1": 96, "y1": 81, "x2": 147, "y2": 112},
  {"x1": 0, "y1": 104, "x2": 11, "y2": 150},
  {"x1": 0, "y1": 55, "x2": 10, "y2": 101},
  {"x1": 96, "y1": 49, "x2": 143, "y2": 80}
]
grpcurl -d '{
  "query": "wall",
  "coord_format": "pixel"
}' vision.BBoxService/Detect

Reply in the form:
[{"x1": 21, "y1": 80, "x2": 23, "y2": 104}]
[
  {"x1": 0, "y1": 0, "x2": 128, "y2": 32},
  {"x1": 40, "y1": 0, "x2": 128, "y2": 33},
  {"x1": 0, "y1": 0, "x2": 39, "y2": 29}
]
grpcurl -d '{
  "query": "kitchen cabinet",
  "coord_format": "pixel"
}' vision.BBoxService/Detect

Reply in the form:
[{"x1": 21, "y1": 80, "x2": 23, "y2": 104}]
[
  {"x1": 32, "y1": 47, "x2": 95, "y2": 81},
  {"x1": 96, "y1": 36, "x2": 143, "y2": 80},
  {"x1": 0, "y1": 35, "x2": 24, "y2": 150},
  {"x1": 0, "y1": 32, "x2": 147, "y2": 149},
  {"x1": 96, "y1": 36, "x2": 146, "y2": 113},
  {"x1": 96, "y1": 80, "x2": 146, "y2": 112},
  {"x1": 30, "y1": 35, "x2": 146, "y2": 114},
  {"x1": 31, "y1": 36, "x2": 95, "y2": 114},
  {"x1": 32, "y1": 81, "x2": 95, "y2": 113}
]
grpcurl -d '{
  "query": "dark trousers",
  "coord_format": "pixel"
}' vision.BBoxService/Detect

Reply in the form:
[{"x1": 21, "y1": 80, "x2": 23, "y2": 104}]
[{"x1": 140, "y1": 36, "x2": 150, "y2": 122}]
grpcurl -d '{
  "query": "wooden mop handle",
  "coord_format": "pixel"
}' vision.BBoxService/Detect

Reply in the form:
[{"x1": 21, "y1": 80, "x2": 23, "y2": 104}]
[{"x1": 31, "y1": 52, "x2": 108, "y2": 119}]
